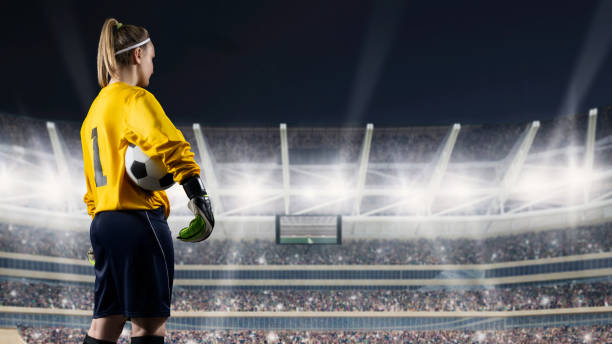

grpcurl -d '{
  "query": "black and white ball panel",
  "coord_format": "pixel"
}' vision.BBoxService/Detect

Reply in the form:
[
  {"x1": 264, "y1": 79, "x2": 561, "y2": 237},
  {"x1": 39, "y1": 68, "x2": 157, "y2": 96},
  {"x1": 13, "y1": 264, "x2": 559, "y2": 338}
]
[{"x1": 125, "y1": 143, "x2": 175, "y2": 191}]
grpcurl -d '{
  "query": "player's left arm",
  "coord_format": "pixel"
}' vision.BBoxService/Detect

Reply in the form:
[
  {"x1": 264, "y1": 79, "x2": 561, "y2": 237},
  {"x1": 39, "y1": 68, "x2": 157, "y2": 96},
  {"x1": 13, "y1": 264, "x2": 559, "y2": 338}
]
[
  {"x1": 122, "y1": 89, "x2": 200, "y2": 184},
  {"x1": 123, "y1": 89, "x2": 214, "y2": 241}
]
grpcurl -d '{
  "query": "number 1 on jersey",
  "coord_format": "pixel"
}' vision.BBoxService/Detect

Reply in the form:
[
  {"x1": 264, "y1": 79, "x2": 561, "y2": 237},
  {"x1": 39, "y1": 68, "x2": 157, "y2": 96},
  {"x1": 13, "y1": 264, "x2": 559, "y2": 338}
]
[{"x1": 91, "y1": 127, "x2": 107, "y2": 187}]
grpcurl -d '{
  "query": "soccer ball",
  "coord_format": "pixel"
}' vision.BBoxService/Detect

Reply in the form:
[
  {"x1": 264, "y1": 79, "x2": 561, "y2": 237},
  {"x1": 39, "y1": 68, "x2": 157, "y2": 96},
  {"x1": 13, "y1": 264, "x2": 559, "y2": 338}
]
[{"x1": 125, "y1": 143, "x2": 175, "y2": 191}]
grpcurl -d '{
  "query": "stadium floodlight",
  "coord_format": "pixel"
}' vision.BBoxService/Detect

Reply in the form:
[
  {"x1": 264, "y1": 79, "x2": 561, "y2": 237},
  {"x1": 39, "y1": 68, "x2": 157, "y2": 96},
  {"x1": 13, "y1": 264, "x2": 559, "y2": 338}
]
[
  {"x1": 565, "y1": 167, "x2": 590, "y2": 187},
  {"x1": 241, "y1": 183, "x2": 264, "y2": 201},
  {"x1": 326, "y1": 179, "x2": 350, "y2": 197},
  {"x1": 400, "y1": 188, "x2": 425, "y2": 212},
  {"x1": 515, "y1": 173, "x2": 550, "y2": 197},
  {"x1": 0, "y1": 166, "x2": 11, "y2": 194},
  {"x1": 444, "y1": 181, "x2": 472, "y2": 198},
  {"x1": 43, "y1": 177, "x2": 65, "y2": 204},
  {"x1": 165, "y1": 184, "x2": 187, "y2": 207},
  {"x1": 403, "y1": 186, "x2": 423, "y2": 198},
  {"x1": 298, "y1": 187, "x2": 316, "y2": 199},
  {"x1": 399, "y1": 183, "x2": 413, "y2": 196}
]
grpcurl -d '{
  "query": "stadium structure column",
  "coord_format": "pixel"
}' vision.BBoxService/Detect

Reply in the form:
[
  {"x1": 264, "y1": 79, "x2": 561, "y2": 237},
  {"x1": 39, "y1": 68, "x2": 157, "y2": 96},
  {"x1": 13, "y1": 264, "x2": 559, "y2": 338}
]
[
  {"x1": 421, "y1": 123, "x2": 460, "y2": 216},
  {"x1": 192, "y1": 123, "x2": 223, "y2": 213},
  {"x1": 583, "y1": 108, "x2": 597, "y2": 203},
  {"x1": 495, "y1": 121, "x2": 540, "y2": 214},
  {"x1": 352, "y1": 123, "x2": 374, "y2": 215},
  {"x1": 46, "y1": 121, "x2": 78, "y2": 213},
  {"x1": 280, "y1": 123, "x2": 291, "y2": 215},
  {"x1": 358, "y1": 123, "x2": 460, "y2": 217}
]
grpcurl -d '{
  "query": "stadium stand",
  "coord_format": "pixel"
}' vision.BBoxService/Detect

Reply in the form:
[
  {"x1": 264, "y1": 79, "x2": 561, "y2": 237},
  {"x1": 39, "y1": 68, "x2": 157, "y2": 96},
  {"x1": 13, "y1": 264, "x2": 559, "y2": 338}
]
[
  {"x1": 15, "y1": 325, "x2": 612, "y2": 344},
  {"x1": 1, "y1": 221, "x2": 610, "y2": 265},
  {"x1": 1, "y1": 279, "x2": 611, "y2": 312},
  {"x1": 3, "y1": 109, "x2": 612, "y2": 342}
]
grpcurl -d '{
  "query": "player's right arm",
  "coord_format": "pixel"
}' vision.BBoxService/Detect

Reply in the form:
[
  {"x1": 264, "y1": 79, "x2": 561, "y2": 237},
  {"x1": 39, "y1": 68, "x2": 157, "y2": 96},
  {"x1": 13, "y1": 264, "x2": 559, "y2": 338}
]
[
  {"x1": 80, "y1": 124, "x2": 97, "y2": 219},
  {"x1": 83, "y1": 181, "x2": 96, "y2": 219}
]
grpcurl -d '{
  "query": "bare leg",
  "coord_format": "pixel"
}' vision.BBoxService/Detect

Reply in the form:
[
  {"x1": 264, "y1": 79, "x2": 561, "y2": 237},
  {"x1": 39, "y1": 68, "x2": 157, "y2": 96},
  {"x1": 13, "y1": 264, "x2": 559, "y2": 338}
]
[
  {"x1": 131, "y1": 317, "x2": 168, "y2": 337},
  {"x1": 87, "y1": 314, "x2": 127, "y2": 342}
]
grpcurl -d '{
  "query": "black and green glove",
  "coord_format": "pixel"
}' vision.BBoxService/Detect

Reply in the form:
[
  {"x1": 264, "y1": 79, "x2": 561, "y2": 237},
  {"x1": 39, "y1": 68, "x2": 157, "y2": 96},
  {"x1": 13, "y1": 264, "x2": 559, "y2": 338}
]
[
  {"x1": 87, "y1": 247, "x2": 95, "y2": 266},
  {"x1": 178, "y1": 175, "x2": 215, "y2": 242}
]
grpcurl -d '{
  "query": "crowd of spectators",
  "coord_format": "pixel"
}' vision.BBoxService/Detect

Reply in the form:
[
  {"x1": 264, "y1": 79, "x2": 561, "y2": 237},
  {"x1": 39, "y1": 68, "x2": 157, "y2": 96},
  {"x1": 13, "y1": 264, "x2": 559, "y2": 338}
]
[
  {"x1": 139, "y1": 222, "x2": 612, "y2": 265},
  {"x1": 287, "y1": 127, "x2": 368, "y2": 163},
  {"x1": 194, "y1": 126, "x2": 280, "y2": 163},
  {"x1": 1, "y1": 221, "x2": 610, "y2": 265},
  {"x1": 17, "y1": 325, "x2": 612, "y2": 343},
  {"x1": 0, "y1": 223, "x2": 88, "y2": 261},
  {"x1": 531, "y1": 112, "x2": 590, "y2": 154},
  {"x1": 0, "y1": 280, "x2": 92, "y2": 310},
  {"x1": 0, "y1": 113, "x2": 53, "y2": 154},
  {"x1": 2, "y1": 279, "x2": 610, "y2": 312},
  {"x1": 451, "y1": 123, "x2": 522, "y2": 162},
  {"x1": 369, "y1": 126, "x2": 447, "y2": 163},
  {"x1": 171, "y1": 281, "x2": 612, "y2": 312},
  {"x1": 2, "y1": 109, "x2": 607, "y2": 165}
]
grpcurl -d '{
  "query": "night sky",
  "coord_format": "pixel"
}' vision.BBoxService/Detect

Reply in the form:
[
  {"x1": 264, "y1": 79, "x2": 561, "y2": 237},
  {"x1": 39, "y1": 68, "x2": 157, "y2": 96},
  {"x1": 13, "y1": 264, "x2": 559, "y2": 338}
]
[{"x1": 1, "y1": 0, "x2": 612, "y2": 127}]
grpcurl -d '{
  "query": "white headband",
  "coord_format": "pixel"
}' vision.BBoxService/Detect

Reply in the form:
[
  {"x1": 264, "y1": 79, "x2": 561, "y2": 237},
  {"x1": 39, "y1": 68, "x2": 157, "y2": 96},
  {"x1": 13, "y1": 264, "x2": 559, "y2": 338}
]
[{"x1": 115, "y1": 38, "x2": 151, "y2": 55}]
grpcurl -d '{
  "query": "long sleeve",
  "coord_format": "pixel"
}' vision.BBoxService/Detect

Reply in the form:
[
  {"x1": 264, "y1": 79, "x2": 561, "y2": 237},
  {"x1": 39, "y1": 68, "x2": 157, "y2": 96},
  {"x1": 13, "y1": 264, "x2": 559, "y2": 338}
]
[
  {"x1": 83, "y1": 186, "x2": 96, "y2": 219},
  {"x1": 81, "y1": 128, "x2": 97, "y2": 219},
  {"x1": 122, "y1": 89, "x2": 200, "y2": 184}
]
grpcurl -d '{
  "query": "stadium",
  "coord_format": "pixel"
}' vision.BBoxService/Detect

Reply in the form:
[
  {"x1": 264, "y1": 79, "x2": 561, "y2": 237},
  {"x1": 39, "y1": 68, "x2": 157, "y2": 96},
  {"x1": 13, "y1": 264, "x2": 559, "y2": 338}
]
[
  {"x1": 1, "y1": 108, "x2": 612, "y2": 343},
  {"x1": 4, "y1": 1, "x2": 612, "y2": 343}
]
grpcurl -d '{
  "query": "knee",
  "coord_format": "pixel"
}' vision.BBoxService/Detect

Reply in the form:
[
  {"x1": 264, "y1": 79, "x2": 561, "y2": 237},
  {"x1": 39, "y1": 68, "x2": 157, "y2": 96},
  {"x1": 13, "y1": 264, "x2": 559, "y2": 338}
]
[
  {"x1": 131, "y1": 317, "x2": 168, "y2": 337},
  {"x1": 87, "y1": 315, "x2": 127, "y2": 342}
]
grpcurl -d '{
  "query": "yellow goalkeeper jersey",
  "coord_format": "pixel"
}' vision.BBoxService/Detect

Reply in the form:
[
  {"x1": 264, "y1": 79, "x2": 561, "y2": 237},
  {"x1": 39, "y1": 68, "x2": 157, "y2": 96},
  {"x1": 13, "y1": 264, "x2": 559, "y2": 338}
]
[{"x1": 80, "y1": 81, "x2": 200, "y2": 220}]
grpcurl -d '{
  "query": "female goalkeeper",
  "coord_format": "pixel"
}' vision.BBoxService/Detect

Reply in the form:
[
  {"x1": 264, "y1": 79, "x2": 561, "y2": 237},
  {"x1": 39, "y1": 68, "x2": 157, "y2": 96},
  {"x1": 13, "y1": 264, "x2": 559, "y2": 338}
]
[{"x1": 80, "y1": 18, "x2": 214, "y2": 344}]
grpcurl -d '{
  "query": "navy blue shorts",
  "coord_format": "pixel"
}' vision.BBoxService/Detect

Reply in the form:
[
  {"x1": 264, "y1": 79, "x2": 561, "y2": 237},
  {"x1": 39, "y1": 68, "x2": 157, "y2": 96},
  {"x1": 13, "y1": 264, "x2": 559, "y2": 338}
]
[{"x1": 90, "y1": 206, "x2": 174, "y2": 319}]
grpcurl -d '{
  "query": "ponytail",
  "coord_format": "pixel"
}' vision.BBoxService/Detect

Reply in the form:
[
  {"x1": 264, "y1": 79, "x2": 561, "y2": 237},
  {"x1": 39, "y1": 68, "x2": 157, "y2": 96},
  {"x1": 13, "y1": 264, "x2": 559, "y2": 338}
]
[{"x1": 96, "y1": 18, "x2": 150, "y2": 88}]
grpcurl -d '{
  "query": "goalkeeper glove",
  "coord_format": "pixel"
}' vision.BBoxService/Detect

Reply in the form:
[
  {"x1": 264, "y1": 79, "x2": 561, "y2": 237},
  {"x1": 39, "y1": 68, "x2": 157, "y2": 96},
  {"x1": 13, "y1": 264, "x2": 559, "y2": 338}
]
[
  {"x1": 178, "y1": 175, "x2": 215, "y2": 242},
  {"x1": 87, "y1": 247, "x2": 95, "y2": 266}
]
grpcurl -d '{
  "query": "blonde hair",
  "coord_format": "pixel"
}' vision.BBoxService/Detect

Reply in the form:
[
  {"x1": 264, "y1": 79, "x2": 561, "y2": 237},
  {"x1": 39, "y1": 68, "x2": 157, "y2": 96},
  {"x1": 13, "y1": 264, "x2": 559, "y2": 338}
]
[{"x1": 97, "y1": 18, "x2": 150, "y2": 88}]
